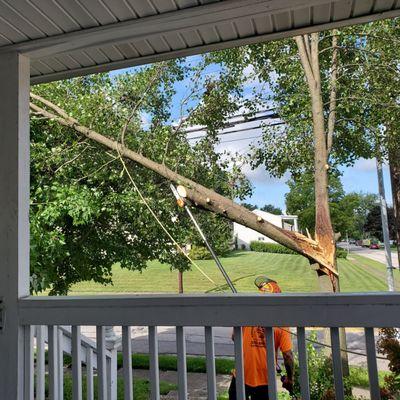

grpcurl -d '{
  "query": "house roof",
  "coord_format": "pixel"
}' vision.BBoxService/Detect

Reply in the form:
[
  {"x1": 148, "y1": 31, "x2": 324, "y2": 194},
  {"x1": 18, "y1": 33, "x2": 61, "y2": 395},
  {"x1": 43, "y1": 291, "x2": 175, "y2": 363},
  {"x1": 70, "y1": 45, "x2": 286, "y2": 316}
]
[{"x1": 0, "y1": 0, "x2": 398, "y2": 84}]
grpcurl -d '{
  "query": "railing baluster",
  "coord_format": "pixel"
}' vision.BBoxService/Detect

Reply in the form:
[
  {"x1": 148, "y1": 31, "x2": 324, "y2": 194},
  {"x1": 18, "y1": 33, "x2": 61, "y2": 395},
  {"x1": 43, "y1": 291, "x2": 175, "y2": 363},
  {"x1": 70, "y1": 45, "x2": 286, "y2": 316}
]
[
  {"x1": 297, "y1": 327, "x2": 310, "y2": 400},
  {"x1": 233, "y1": 326, "x2": 245, "y2": 400},
  {"x1": 205, "y1": 326, "x2": 217, "y2": 400},
  {"x1": 149, "y1": 326, "x2": 160, "y2": 400},
  {"x1": 48, "y1": 325, "x2": 59, "y2": 400},
  {"x1": 36, "y1": 325, "x2": 46, "y2": 400},
  {"x1": 365, "y1": 328, "x2": 381, "y2": 400},
  {"x1": 23, "y1": 325, "x2": 34, "y2": 400},
  {"x1": 176, "y1": 326, "x2": 188, "y2": 400},
  {"x1": 122, "y1": 326, "x2": 133, "y2": 400},
  {"x1": 72, "y1": 326, "x2": 83, "y2": 400},
  {"x1": 58, "y1": 327, "x2": 64, "y2": 400},
  {"x1": 330, "y1": 327, "x2": 345, "y2": 400},
  {"x1": 265, "y1": 327, "x2": 277, "y2": 400},
  {"x1": 86, "y1": 347, "x2": 94, "y2": 400},
  {"x1": 97, "y1": 326, "x2": 108, "y2": 400}
]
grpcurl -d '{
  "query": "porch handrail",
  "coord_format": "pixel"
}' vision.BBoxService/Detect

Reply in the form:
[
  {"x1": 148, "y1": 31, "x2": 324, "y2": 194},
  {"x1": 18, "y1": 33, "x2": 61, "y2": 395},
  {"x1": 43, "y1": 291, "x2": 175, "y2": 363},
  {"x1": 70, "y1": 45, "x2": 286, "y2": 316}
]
[{"x1": 19, "y1": 292, "x2": 400, "y2": 327}]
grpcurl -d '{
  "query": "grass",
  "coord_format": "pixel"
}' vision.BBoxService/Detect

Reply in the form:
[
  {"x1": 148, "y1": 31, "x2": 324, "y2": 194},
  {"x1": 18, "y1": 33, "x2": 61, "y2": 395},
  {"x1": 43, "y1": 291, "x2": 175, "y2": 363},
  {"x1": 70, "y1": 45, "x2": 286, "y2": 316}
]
[
  {"x1": 348, "y1": 366, "x2": 389, "y2": 388},
  {"x1": 45, "y1": 374, "x2": 176, "y2": 400},
  {"x1": 68, "y1": 251, "x2": 400, "y2": 294},
  {"x1": 117, "y1": 353, "x2": 235, "y2": 375}
]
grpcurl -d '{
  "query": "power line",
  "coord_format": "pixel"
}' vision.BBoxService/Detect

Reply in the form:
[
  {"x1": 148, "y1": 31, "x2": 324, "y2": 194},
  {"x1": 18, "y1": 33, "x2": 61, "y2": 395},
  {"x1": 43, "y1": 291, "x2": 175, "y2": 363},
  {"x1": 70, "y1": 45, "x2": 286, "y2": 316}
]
[{"x1": 188, "y1": 121, "x2": 284, "y2": 141}]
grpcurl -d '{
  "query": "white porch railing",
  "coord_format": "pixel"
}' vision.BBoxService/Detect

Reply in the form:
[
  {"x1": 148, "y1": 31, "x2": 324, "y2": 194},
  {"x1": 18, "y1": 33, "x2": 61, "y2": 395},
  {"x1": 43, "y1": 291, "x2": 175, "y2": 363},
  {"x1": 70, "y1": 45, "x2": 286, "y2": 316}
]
[{"x1": 19, "y1": 292, "x2": 400, "y2": 400}]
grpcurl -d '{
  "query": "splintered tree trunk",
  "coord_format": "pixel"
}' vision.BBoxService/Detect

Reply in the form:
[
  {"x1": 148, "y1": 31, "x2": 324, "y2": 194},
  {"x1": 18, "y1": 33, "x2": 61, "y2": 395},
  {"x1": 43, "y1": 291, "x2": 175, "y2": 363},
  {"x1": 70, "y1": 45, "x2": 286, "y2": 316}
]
[
  {"x1": 296, "y1": 32, "x2": 349, "y2": 375},
  {"x1": 389, "y1": 143, "x2": 400, "y2": 268}
]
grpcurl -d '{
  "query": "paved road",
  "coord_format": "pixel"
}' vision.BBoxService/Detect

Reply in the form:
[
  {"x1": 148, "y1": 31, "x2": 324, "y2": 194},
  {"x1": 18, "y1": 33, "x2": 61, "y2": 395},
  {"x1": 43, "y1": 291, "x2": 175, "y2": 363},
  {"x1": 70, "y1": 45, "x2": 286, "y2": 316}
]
[{"x1": 339, "y1": 244, "x2": 399, "y2": 269}]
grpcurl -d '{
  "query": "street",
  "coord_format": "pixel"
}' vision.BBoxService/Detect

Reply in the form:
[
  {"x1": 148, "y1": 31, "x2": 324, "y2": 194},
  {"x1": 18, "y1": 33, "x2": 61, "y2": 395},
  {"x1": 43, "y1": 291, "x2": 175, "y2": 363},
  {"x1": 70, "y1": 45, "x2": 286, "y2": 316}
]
[{"x1": 339, "y1": 244, "x2": 399, "y2": 269}]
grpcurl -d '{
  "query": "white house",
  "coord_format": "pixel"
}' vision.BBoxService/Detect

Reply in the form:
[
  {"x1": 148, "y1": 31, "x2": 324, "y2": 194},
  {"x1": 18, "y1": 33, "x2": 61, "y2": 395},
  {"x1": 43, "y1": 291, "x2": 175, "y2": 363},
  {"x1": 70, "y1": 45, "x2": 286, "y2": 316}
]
[{"x1": 234, "y1": 209, "x2": 299, "y2": 249}]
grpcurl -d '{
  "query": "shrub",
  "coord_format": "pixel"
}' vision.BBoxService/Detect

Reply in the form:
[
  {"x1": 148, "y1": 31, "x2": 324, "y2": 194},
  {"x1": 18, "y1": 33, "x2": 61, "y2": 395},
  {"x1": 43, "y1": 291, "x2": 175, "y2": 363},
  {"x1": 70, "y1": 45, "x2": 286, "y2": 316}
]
[
  {"x1": 377, "y1": 328, "x2": 400, "y2": 398},
  {"x1": 188, "y1": 245, "x2": 213, "y2": 260},
  {"x1": 249, "y1": 241, "x2": 347, "y2": 259},
  {"x1": 249, "y1": 241, "x2": 297, "y2": 255},
  {"x1": 336, "y1": 247, "x2": 348, "y2": 259}
]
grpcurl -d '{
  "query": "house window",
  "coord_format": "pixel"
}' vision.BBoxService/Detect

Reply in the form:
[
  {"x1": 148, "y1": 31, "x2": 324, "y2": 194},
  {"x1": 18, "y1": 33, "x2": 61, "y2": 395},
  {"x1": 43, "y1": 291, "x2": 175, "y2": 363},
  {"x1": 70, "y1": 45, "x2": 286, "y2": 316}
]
[{"x1": 258, "y1": 237, "x2": 265, "y2": 241}]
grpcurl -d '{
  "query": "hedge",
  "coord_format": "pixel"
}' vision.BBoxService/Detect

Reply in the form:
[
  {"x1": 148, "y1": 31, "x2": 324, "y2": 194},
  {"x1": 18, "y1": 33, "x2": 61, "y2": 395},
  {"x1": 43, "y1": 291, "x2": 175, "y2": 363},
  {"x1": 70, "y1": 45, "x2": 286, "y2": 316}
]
[
  {"x1": 249, "y1": 241, "x2": 297, "y2": 255},
  {"x1": 249, "y1": 241, "x2": 347, "y2": 259}
]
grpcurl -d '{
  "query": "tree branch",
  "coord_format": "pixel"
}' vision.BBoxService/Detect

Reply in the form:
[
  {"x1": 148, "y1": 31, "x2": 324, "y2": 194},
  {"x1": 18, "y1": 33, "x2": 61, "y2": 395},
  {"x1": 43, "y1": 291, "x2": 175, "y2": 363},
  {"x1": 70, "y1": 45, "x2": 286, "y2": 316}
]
[{"x1": 30, "y1": 96, "x2": 337, "y2": 276}]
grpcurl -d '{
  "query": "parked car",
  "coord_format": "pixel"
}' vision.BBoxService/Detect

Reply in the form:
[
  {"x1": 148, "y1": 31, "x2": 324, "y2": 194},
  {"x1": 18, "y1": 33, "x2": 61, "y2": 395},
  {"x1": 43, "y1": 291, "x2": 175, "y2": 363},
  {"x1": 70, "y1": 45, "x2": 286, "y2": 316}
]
[{"x1": 370, "y1": 243, "x2": 380, "y2": 249}]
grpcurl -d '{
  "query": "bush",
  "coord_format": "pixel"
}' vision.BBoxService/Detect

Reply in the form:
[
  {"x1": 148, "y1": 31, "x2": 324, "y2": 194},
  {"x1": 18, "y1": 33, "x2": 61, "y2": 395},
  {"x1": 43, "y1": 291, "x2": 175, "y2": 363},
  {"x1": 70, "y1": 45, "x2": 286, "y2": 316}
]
[
  {"x1": 291, "y1": 331, "x2": 356, "y2": 400},
  {"x1": 249, "y1": 241, "x2": 297, "y2": 255},
  {"x1": 188, "y1": 245, "x2": 213, "y2": 260},
  {"x1": 249, "y1": 241, "x2": 347, "y2": 259},
  {"x1": 377, "y1": 328, "x2": 400, "y2": 398},
  {"x1": 336, "y1": 247, "x2": 348, "y2": 259}
]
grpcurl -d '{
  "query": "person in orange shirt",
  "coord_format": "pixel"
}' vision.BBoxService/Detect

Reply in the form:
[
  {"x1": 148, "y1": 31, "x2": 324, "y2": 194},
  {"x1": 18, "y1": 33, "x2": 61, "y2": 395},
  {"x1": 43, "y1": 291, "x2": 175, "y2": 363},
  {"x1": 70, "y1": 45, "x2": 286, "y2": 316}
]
[{"x1": 229, "y1": 276, "x2": 294, "y2": 399}]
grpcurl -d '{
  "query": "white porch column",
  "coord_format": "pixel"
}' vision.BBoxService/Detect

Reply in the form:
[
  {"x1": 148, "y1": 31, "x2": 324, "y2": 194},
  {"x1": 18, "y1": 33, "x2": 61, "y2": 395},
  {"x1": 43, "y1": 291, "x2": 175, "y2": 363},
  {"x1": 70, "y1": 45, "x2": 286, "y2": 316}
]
[
  {"x1": 293, "y1": 217, "x2": 299, "y2": 232},
  {"x1": 0, "y1": 52, "x2": 30, "y2": 399}
]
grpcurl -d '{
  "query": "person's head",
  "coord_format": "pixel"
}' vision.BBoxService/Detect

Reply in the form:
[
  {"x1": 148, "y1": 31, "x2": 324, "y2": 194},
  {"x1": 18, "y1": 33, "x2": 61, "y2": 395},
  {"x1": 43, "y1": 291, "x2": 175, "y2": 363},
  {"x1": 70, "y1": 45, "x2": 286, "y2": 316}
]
[{"x1": 254, "y1": 275, "x2": 281, "y2": 293}]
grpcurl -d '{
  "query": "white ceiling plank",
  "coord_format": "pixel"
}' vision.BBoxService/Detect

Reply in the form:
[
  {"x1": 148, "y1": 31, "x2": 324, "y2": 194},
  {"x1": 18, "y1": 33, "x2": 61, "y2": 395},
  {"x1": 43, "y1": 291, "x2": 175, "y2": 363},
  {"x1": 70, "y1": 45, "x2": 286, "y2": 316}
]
[
  {"x1": 293, "y1": 7, "x2": 311, "y2": 27},
  {"x1": 116, "y1": 43, "x2": 139, "y2": 59},
  {"x1": 234, "y1": 18, "x2": 256, "y2": 38},
  {"x1": 100, "y1": 0, "x2": 137, "y2": 21},
  {"x1": 3, "y1": 0, "x2": 63, "y2": 35},
  {"x1": 197, "y1": 26, "x2": 220, "y2": 44},
  {"x1": 163, "y1": 32, "x2": 187, "y2": 50},
  {"x1": 332, "y1": 0, "x2": 353, "y2": 20},
  {"x1": 312, "y1": 3, "x2": 332, "y2": 23},
  {"x1": 30, "y1": 0, "x2": 81, "y2": 32},
  {"x1": 150, "y1": 0, "x2": 178, "y2": 13},
  {"x1": 0, "y1": 1, "x2": 45, "y2": 39},
  {"x1": 0, "y1": 0, "x2": 342, "y2": 57},
  {"x1": 84, "y1": 47, "x2": 110, "y2": 64},
  {"x1": 353, "y1": 0, "x2": 375, "y2": 16},
  {"x1": 30, "y1": 6, "x2": 400, "y2": 85},
  {"x1": 253, "y1": 15, "x2": 273, "y2": 34},
  {"x1": 126, "y1": 0, "x2": 158, "y2": 17},
  {"x1": 58, "y1": 0, "x2": 99, "y2": 28},
  {"x1": 101, "y1": 44, "x2": 125, "y2": 61},
  {"x1": 0, "y1": 14, "x2": 29, "y2": 43},
  {"x1": 133, "y1": 39, "x2": 156, "y2": 56},
  {"x1": 273, "y1": 11, "x2": 292, "y2": 31},
  {"x1": 77, "y1": 0, "x2": 118, "y2": 25},
  {"x1": 373, "y1": 0, "x2": 395, "y2": 11}
]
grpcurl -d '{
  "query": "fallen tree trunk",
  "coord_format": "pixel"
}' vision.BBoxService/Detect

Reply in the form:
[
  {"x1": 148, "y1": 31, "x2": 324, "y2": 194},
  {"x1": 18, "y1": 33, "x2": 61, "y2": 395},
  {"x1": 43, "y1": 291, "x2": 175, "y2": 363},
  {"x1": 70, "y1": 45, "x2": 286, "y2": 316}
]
[{"x1": 30, "y1": 94, "x2": 337, "y2": 277}]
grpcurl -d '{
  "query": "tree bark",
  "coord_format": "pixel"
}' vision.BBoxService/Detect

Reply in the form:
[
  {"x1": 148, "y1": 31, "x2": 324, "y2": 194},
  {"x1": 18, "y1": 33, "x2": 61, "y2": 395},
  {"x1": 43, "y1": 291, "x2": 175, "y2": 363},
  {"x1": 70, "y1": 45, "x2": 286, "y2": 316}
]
[
  {"x1": 295, "y1": 33, "x2": 338, "y2": 289},
  {"x1": 30, "y1": 97, "x2": 338, "y2": 278},
  {"x1": 296, "y1": 33, "x2": 349, "y2": 375},
  {"x1": 388, "y1": 139, "x2": 400, "y2": 268}
]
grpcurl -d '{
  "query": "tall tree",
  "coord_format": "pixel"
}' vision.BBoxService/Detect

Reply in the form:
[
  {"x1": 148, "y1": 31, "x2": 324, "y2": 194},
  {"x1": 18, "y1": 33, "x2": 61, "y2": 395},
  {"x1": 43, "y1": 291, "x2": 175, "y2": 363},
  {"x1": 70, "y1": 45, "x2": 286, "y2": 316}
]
[{"x1": 208, "y1": 19, "x2": 400, "y2": 290}]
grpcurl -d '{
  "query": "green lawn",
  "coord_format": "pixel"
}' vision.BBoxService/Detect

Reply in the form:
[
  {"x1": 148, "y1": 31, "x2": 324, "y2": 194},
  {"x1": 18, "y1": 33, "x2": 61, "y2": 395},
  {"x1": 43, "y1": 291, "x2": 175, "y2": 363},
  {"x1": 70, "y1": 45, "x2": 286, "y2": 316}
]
[{"x1": 69, "y1": 251, "x2": 400, "y2": 295}]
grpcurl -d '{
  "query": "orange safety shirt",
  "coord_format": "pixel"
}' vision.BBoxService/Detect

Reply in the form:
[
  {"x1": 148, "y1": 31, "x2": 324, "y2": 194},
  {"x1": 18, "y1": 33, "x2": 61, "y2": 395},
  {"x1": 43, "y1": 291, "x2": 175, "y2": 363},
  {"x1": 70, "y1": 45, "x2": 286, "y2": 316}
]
[{"x1": 234, "y1": 326, "x2": 292, "y2": 387}]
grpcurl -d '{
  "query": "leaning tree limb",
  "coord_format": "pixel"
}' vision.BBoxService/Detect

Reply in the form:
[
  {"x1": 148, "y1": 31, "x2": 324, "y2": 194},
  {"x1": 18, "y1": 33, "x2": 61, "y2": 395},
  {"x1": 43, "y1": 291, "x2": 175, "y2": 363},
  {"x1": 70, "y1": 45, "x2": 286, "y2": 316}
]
[{"x1": 30, "y1": 95, "x2": 338, "y2": 278}]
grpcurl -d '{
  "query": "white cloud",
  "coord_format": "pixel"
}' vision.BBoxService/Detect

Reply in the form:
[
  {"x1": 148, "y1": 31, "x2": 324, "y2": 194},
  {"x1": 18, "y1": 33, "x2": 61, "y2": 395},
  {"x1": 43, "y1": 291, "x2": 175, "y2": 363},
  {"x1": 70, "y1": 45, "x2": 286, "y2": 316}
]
[{"x1": 352, "y1": 158, "x2": 376, "y2": 172}]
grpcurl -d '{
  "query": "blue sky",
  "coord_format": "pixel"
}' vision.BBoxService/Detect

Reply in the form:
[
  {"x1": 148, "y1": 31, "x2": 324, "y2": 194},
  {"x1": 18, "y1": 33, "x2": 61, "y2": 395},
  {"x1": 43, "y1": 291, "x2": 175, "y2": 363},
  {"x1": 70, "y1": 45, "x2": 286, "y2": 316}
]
[{"x1": 112, "y1": 57, "x2": 393, "y2": 212}]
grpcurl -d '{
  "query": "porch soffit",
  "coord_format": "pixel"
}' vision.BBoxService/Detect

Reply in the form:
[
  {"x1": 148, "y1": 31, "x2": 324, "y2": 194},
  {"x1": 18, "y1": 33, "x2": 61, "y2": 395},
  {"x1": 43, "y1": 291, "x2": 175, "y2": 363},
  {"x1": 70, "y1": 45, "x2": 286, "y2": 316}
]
[{"x1": 0, "y1": 0, "x2": 398, "y2": 84}]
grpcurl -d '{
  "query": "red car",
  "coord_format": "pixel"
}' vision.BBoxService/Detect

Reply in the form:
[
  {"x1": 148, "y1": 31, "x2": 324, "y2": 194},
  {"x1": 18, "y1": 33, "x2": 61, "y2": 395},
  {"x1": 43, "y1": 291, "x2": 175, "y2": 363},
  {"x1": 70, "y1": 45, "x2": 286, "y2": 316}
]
[{"x1": 370, "y1": 243, "x2": 380, "y2": 249}]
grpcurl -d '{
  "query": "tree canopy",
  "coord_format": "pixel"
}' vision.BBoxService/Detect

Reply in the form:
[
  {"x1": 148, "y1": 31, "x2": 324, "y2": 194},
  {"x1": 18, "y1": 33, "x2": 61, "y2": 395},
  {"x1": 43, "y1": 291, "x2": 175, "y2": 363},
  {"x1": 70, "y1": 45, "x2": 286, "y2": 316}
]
[{"x1": 30, "y1": 62, "x2": 250, "y2": 294}]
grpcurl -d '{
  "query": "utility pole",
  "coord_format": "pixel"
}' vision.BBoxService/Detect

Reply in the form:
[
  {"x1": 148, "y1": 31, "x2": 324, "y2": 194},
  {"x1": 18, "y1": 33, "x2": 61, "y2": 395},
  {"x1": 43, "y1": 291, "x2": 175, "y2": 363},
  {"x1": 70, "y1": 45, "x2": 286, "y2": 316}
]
[{"x1": 376, "y1": 158, "x2": 395, "y2": 291}]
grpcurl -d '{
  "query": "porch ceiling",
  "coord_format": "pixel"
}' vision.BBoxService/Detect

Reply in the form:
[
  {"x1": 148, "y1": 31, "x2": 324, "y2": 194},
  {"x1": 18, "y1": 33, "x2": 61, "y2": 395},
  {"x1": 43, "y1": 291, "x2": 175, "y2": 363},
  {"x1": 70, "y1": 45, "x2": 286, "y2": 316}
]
[{"x1": 0, "y1": 0, "x2": 398, "y2": 84}]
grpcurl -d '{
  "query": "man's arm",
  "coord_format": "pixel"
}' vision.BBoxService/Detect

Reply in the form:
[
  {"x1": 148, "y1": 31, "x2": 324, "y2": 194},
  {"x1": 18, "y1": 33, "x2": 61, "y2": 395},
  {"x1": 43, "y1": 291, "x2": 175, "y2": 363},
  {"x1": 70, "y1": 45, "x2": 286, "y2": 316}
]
[{"x1": 282, "y1": 350, "x2": 294, "y2": 392}]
